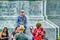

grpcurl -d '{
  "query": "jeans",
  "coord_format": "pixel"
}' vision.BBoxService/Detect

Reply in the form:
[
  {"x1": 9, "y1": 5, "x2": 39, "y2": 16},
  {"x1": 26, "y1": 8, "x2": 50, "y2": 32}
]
[
  {"x1": 32, "y1": 36, "x2": 34, "y2": 40},
  {"x1": 23, "y1": 26, "x2": 27, "y2": 33}
]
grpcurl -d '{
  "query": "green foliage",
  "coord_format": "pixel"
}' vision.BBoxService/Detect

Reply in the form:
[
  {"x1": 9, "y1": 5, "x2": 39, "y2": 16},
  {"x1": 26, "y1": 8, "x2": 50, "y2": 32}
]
[{"x1": 58, "y1": 36, "x2": 60, "y2": 40}]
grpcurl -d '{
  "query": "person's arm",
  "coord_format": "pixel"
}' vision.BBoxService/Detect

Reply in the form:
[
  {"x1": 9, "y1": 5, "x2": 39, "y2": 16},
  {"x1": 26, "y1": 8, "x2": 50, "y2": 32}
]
[
  {"x1": 40, "y1": 27, "x2": 44, "y2": 36},
  {"x1": 11, "y1": 34, "x2": 16, "y2": 40},
  {"x1": 30, "y1": 29, "x2": 33, "y2": 35},
  {"x1": 13, "y1": 33, "x2": 19, "y2": 40},
  {"x1": 30, "y1": 28, "x2": 36, "y2": 36},
  {"x1": 12, "y1": 35, "x2": 16, "y2": 40},
  {"x1": 0, "y1": 32, "x2": 2, "y2": 39},
  {"x1": 13, "y1": 38, "x2": 16, "y2": 40}
]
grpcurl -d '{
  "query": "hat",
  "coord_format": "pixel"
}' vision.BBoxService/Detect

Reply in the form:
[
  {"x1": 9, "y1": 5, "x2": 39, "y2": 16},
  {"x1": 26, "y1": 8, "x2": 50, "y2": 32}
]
[{"x1": 19, "y1": 25, "x2": 25, "y2": 30}]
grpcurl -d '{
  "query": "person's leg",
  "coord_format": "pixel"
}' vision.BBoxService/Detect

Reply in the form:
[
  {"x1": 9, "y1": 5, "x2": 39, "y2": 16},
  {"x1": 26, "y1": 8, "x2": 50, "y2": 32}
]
[
  {"x1": 23, "y1": 26, "x2": 27, "y2": 33},
  {"x1": 32, "y1": 36, "x2": 34, "y2": 40}
]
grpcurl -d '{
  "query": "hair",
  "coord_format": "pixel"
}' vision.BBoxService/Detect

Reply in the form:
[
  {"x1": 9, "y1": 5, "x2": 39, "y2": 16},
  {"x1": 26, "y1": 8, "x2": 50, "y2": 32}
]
[
  {"x1": 42, "y1": 31, "x2": 46, "y2": 39},
  {"x1": 3, "y1": 27, "x2": 9, "y2": 36},
  {"x1": 43, "y1": 31, "x2": 46, "y2": 34},
  {"x1": 36, "y1": 22, "x2": 42, "y2": 27},
  {"x1": 15, "y1": 27, "x2": 18, "y2": 30}
]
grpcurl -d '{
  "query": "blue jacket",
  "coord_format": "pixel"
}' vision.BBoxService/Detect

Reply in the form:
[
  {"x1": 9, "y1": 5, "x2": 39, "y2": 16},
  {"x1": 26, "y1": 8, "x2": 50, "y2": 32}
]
[{"x1": 16, "y1": 15, "x2": 27, "y2": 27}]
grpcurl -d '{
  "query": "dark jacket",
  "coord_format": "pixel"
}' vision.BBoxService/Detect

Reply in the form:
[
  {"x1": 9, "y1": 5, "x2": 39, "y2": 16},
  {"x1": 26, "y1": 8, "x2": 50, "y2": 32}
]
[{"x1": 14, "y1": 33, "x2": 28, "y2": 40}]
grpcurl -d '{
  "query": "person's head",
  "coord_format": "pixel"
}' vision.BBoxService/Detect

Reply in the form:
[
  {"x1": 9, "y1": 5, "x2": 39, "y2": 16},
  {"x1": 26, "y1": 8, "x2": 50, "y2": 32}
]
[
  {"x1": 3, "y1": 27, "x2": 8, "y2": 35},
  {"x1": 36, "y1": 22, "x2": 41, "y2": 28},
  {"x1": 20, "y1": 10, "x2": 24, "y2": 17},
  {"x1": 43, "y1": 31, "x2": 46, "y2": 37},
  {"x1": 18, "y1": 25, "x2": 25, "y2": 33},
  {"x1": 17, "y1": 24, "x2": 20, "y2": 27},
  {"x1": 15, "y1": 27, "x2": 19, "y2": 33}
]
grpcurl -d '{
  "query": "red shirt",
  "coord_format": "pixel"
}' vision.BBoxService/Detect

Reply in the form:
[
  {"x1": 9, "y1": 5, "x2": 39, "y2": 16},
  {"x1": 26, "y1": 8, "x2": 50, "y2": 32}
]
[{"x1": 33, "y1": 27, "x2": 44, "y2": 40}]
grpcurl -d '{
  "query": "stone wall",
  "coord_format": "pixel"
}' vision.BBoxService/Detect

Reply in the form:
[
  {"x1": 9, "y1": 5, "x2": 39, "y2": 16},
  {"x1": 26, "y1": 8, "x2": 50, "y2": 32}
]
[{"x1": 46, "y1": 0, "x2": 60, "y2": 35}]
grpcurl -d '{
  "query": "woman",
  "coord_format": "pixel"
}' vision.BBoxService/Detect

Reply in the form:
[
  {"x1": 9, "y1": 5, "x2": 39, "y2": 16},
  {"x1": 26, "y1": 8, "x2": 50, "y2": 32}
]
[
  {"x1": 12, "y1": 27, "x2": 19, "y2": 40},
  {"x1": 0, "y1": 27, "x2": 10, "y2": 40}
]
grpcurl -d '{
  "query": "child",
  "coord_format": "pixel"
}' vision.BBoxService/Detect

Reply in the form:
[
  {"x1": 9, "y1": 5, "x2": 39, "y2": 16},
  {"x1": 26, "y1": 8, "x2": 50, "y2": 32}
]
[{"x1": 30, "y1": 22, "x2": 44, "y2": 40}]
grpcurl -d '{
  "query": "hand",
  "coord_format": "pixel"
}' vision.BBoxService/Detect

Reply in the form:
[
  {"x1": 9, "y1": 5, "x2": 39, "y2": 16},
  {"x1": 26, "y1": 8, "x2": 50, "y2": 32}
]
[
  {"x1": 30, "y1": 26, "x2": 33, "y2": 30},
  {"x1": 17, "y1": 24, "x2": 20, "y2": 27},
  {"x1": 38, "y1": 32, "x2": 41, "y2": 35}
]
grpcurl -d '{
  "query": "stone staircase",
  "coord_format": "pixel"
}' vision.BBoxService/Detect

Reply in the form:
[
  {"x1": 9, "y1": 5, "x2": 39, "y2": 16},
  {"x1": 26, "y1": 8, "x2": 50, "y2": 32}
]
[{"x1": 0, "y1": 1, "x2": 59, "y2": 40}]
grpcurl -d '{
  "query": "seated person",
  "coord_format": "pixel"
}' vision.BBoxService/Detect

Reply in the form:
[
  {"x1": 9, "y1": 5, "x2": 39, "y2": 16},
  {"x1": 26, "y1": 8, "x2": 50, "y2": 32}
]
[
  {"x1": 12, "y1": 27, "x2": 19, "y2": 40},
  {"x1": 12, "y1": 27, "x2": 19, "y2": 37},
  {"x1": 30, "y1": 22, "x2": 44, "y2": 40},
  {"x1": 0, "y1": 27, "x2": 10, "y2": 40},
  {"x1": 13, "y1": 25, "x2": 28, "y2": 40},
  {"x1": 16, "y1": 10, "x2": 27, "y2": 33}
]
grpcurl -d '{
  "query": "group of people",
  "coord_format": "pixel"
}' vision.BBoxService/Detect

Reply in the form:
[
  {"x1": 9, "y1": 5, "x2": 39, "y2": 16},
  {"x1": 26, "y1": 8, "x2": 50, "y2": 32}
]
[
  {"x1": 0, "y1": 10, "x2": 48, "y2": 40},
  {"x1": 0, "y1": 25, "x2": 28, "y2": 40}
]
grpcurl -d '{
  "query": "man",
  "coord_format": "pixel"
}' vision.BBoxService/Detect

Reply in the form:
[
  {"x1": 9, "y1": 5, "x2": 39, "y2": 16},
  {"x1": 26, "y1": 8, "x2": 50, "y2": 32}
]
[
  {"x1": 16, "y1": 10, "x2": 27, "y2": 33},
  {"x1": 42, "y1": 31, "x2": 48, "y2": 40},
  {"x1": 13, "y1": 25, "x2": 28, "y2": 40},
  {"x1": 30, "y1": 22, "x2": 44, "y2": 40}
]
